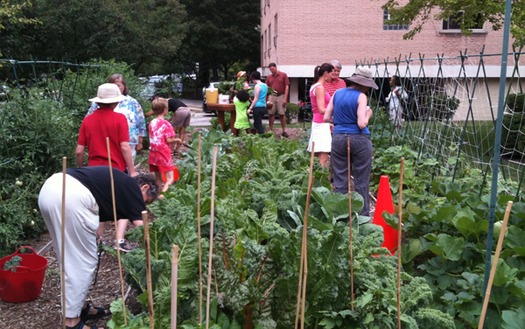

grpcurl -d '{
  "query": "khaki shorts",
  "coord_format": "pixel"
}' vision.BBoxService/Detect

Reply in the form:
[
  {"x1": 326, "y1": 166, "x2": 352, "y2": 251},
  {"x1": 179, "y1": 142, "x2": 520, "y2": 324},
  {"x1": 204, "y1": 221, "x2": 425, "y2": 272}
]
[
  {"x1": 268, "y1": 94, "x2": 286, "y2": 116},
  {"x1": 170, "y1": 107, "x2": 191, "y2": 128}
]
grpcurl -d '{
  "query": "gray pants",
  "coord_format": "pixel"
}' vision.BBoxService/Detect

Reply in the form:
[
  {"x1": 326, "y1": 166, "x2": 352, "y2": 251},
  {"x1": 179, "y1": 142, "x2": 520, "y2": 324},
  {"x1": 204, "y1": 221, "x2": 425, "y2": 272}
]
[
  {"x1": 331, "y1": 134, "x2": 373, "y2": 216},
  {"x1": 38, "y1": 173, "x2": 99, "y2": 317}
]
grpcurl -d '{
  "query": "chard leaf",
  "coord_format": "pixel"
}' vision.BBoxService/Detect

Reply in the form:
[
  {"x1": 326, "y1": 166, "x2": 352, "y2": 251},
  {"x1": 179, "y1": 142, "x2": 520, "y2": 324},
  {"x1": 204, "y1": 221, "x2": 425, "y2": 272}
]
[
  {"x1": 402, "y1": 238, "x2": 425, "y2": 263},
  {"x1": 493, "y1": 259, "x2": 518, "y2": 286},
  {"x1": 502, "y1": 306, "x2": 525, "y2": 329},
  {"x1": 430, "y1": 234, "x2": 465, "y2": 261}
]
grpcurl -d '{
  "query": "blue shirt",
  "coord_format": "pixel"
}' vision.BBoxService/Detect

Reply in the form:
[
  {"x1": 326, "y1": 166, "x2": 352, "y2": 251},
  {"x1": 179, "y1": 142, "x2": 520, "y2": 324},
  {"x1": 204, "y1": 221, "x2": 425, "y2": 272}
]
[
  {"x1": 254, "y1": 82, "x2": 268, "y2": 108},
  {"x1": 332, "y1": 88, "x2": 370, "y2": 135}
]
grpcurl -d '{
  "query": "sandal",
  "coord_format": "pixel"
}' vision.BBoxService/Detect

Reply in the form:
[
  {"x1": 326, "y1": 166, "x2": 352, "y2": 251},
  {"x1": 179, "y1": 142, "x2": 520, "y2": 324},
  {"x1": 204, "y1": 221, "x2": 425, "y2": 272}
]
[
  {"x1": 80, "y1": 302, "x2": 110, "y2": 321},
  {"x1": 66, "y1": 319, "x2": 100, "y2": 329}
]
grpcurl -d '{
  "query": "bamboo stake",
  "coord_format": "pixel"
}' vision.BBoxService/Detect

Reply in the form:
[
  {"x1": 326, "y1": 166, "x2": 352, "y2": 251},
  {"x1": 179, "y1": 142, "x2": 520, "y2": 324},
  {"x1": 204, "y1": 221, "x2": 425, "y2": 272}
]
[
  {"x1": 295, "y1": 142, "x2": 316, "y2": 329},
  {"x1": 397, "y1": 157, "x2": 405, "y2": 329},
  {"x1": 107, "y1": 137, "x2": 127, "y2": 324},
  {"x1": 347, "y1": 137, "x2": 355, "y2": 310},
  {"x1": 197, "y1": 133, "x2": 203, "y2": 325},
  {"x1": 143, "y1": 211, "x2": 154, "y2": 329},
  {"x1": 171, "y1": 244, "x2": 179, "y2": 329},
  {"x1": 478, "y1": 201, "x2": 513, "y2": 329},
  {"x1": 205, "y1": 146, "x2": 219, "y2": 329},
  {"x1": 60, "y1": 156, "x2": 67, "y2": 329}
]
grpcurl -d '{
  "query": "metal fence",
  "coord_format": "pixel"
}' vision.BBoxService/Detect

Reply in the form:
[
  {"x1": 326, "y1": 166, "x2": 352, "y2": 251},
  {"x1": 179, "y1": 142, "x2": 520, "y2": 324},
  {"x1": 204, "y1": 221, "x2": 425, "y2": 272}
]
[{"x1": 362, "y1": 47, "x2": 524, "y2": 199}]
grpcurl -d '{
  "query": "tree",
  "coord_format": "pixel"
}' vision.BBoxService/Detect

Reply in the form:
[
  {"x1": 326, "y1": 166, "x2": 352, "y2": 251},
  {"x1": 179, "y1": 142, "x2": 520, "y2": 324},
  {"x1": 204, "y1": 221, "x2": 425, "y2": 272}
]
[
  {"x1": 0, "y1": 0, "x2": 38, "y2": 58},
  {"x1": 382, "y1": 0, "x2": 525, "y2": 46}
]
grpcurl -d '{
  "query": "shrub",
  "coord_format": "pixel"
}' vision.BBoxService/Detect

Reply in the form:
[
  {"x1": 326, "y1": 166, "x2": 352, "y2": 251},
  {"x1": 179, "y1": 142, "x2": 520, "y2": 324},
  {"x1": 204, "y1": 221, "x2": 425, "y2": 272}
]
[{"x1": 501, "y1": 93, "x2": 525, "y2": 159}]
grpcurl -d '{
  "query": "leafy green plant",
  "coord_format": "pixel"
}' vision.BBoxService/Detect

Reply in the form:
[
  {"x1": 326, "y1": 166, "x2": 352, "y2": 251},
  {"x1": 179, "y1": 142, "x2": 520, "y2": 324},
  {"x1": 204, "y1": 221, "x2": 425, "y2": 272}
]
[{"x1": 2, "y1": 255, "x2": 22, "y2": 272}]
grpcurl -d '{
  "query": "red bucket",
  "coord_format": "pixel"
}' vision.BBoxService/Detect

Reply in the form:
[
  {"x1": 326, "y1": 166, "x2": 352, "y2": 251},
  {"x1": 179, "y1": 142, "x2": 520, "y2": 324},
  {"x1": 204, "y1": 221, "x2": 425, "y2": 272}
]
[{"x1": 0, "y1": 246, "x2": 48, "y2": 303}]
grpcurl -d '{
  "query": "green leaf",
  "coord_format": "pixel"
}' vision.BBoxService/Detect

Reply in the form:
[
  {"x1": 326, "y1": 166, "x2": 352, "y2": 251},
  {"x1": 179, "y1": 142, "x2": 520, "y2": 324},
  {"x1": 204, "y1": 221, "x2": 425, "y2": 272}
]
[
  {"x1": 502, "y1": 306, "x2": 525, "y2": 329},
  {"x1": 402, "y1": 238, "x2": 425, "y2": 263},
  {"x1": 493, "y1": 259, "x2": 519, "y2": 287},
  {"x1": 431, "y1": 234, "x2": 465, "y2": 261}
]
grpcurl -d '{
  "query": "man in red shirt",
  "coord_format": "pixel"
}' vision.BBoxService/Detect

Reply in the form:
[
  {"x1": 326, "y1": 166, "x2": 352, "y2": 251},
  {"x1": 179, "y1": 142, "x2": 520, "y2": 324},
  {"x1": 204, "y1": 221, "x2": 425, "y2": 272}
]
[
  {"x1": 76, "y1": 83, "x2": 137, "y2": 177},
  {"x1": 324, "y1": 59, "x2": 347, "y2": 96},
  {"x1": 266, "y1": 63, "x2": 290, "y2": 137}
]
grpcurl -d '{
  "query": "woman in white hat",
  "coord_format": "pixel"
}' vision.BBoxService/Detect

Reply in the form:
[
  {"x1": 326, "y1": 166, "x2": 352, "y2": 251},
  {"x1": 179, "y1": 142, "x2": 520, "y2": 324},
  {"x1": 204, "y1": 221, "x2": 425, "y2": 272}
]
[{"x1": 323, "y1": 66, "x2": 378, "y2": 216}]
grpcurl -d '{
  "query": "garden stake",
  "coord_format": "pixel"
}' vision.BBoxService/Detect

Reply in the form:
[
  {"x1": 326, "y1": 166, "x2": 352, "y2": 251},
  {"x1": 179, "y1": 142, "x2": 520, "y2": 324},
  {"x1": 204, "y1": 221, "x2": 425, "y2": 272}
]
[
  {"x1": 197, "y1": 133, "x2": 203, "y2": 325},
  {"x1": 478, "y1": 201, "x2": 513, "y2": 329},
  {"x1": 295, "y1": 143, "x2": 315, "y2": 329},
  {"x1": 60, "y1": 156, "x2": 67, "y2": 329},
  {"x1": 106, "y1": 137, "x2": 127, "y2": 324},
  {"x1": 397, "y1": 157, "x2": 405, "y2": 329},
  {"x1": 142, "y1": 211, "x2": 154, "y2": 329},
  {"x1": 347, "y1": 137, "x2": 355, "y2": 310},
  {"x1": 205, "y1": 146, "x2": 219, "y2": 329},
  {"x1": 171, "y1": 244, "x2": 179, "y2": 329}
]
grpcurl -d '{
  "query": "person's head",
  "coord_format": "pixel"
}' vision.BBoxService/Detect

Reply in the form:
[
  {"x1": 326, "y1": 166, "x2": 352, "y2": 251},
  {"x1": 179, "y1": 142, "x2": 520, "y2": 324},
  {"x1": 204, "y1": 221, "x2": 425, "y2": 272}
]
[
  {"x1": 390, "y1": 75, "x2": 402, "y2": 87},
  {"x1": 346, "y1": 66, "x2": 379, "y2": 92},
  {"x1": 236, "y1": 71, "x2": 247, "y2": 80},
  {"x1": 268, "y1": 63, "x2": 278, "y2": 75},
  {"x1": 107, "y1": 73, "x2": 129, "y2": 96},
  {"x1": 250, "y1": 71, "x2": 261, "y2": 82},
  {"x1": 151, "y1": 97, "x2": 168, "y2": 116},
  {"x1": 89, "y1": 83, "x2": 126, "y2": 107},
  {"x1": 313, "y1": 63, "x2": 334, "y2": 83},
  {"x1": 330, "y1": 59, "x2": 343, "y2": 80},
  {"x1": 236, "y1": 89, "x2": 250, "y2": 102},
  {"x1": 134, "y1": 173, "x2": 160, "y2": 204}
]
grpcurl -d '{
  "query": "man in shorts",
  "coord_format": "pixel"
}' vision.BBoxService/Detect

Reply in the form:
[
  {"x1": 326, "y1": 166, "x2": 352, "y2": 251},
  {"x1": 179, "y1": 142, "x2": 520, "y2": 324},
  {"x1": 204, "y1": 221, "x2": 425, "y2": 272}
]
[
  {"x1": 148, "y1": 96, "x2": 191, "y2": 154},
  {"x1": 266, "y1": 63, "x2": 290, "y2": 137}
]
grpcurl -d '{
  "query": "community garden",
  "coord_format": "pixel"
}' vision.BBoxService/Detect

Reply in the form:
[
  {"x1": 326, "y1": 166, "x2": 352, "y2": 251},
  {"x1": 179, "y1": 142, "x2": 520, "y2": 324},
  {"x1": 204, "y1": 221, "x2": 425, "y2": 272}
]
[{"x1": 0, "y1": 59, "x2": 524, "y2": 329}]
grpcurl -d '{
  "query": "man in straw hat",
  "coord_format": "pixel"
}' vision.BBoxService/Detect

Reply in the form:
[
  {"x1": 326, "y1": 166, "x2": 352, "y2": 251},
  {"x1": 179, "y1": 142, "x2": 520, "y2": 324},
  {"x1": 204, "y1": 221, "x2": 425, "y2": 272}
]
[
  {"x1": 38, "y1": 166, "x2": 159, "y2": 329},
  {"x1": 323, "y1": 66, "x2": 378, "y2": 216}
]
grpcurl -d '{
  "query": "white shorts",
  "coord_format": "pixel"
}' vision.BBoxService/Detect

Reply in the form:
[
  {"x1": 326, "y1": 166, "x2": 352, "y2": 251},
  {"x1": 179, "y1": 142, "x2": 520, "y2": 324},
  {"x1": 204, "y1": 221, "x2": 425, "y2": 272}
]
[{"x1": 307, "y1": 121, "x2": 332, "y2": 153}]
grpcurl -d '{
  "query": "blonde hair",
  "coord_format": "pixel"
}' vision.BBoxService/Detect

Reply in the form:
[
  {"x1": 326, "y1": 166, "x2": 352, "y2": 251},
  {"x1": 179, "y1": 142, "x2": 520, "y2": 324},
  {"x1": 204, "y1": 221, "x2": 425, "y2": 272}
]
[{"x1": 151, "y1": 97, "x2": 168, "y2": 115}]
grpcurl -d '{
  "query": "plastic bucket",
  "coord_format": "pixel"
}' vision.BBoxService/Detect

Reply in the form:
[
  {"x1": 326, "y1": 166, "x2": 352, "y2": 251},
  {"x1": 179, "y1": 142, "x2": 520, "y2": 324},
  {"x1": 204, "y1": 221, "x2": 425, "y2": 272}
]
[
  {"x1": 218, "y1": 94, "x2": 230, "y2": 104},
  {"x1": 0, "y1": 246, "x2": 48, "y2": 303},
  {"x1": 161, "y1": 166, "x2": 180, "y2": 183},
  {"x1": 205, "y1": 88, "x2": 218, "y2": 104}
]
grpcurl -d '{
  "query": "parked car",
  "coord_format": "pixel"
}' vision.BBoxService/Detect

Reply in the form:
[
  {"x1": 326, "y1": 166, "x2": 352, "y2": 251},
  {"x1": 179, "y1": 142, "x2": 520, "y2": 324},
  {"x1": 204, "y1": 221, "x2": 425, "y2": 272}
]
[{"x1": 298, "y1": 99, "x2": 313, "y2": 122}]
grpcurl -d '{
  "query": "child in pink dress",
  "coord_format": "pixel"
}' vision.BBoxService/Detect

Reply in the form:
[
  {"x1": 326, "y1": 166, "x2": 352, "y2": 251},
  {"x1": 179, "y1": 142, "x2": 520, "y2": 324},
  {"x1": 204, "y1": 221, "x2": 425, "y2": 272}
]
[{"x1": 148, "y1": 98, "x2": 182, "y2": 195}]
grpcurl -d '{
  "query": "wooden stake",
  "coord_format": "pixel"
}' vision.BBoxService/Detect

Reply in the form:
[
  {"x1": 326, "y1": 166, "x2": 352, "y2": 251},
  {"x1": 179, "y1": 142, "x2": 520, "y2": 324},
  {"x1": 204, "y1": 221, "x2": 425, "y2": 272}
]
[
  {"x1": 295, "y1": 142, "x2": 315, "y2": 329},
  {"x1": 60, "y1": 156, "x2": 67, "y2": 329},
  {"x1": 197, "y1": 133, "x2": 203, "y2": 325},
  {"x1": 143, "y1": 211, "x2": 154, "y2": 329},
  {"x1": 397, "y1": 157, "x2": 405, "y2": 329},
  {"x1": 107, "y1": 137, "x2": 127, "y2": 324},
  {"x1": 171, "y1": 244, "x2": 179, "y2": 329},
  {"x1": 205, "y1": 146, "x2": 219, "y2": 329},
  {"x1": 347, "y1": 137, "x2": 355, "y2": 310},
  {"x1": 478, "y1": 201, "x2": 513, "y2": 329}
]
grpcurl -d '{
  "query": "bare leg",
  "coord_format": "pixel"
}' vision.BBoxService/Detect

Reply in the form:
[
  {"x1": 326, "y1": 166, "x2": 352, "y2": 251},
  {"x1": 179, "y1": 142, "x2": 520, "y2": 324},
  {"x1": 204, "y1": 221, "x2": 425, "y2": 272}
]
[
  {"x1": 280, "y1": 114, "x2": 287, "y2": 134},
  {"x1": 269, "y1": 114, "x2": 275, "y2": 132},
  {"x1": 318, "y1": 152, "x2": 330, "y2": 168}
]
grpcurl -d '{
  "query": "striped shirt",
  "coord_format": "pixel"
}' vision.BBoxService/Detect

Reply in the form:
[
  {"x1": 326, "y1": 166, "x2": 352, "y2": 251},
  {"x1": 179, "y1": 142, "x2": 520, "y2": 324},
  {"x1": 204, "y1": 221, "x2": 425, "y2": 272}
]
[{"x1": 324, "y1": 78, "x2": 347, "y2": 96}]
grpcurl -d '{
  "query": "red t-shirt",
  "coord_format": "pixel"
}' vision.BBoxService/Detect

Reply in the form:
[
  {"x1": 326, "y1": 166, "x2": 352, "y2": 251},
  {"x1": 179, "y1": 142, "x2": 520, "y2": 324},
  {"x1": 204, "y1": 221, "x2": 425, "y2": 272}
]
[
  {"x1": 77, "y1": 106, "x2": 130, "y2": 172},
  {"x1": 266, "y1": 71, "x2": 290, "y2": 95},
  {"x1": 324, "y1": 78, "x2": 347, "y2": 96}
]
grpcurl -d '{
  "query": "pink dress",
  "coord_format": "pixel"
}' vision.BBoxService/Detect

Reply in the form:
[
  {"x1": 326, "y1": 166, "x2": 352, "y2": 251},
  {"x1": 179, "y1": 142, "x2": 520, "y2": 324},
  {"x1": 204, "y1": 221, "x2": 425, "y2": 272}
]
[{"x1": 148, "y1": 118, "x2": 175, "y2": 169}]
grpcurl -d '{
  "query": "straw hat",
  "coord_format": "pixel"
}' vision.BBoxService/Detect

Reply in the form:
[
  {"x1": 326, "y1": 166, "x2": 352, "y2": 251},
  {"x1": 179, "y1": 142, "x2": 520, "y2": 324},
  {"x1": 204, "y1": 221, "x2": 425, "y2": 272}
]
[
  {"x1": 88, "y1": 83, "x2": 126, "y2": 103},
  {"x1": 346, "y1": 66, "x2": 379, "y2": 90},
  {"x1": 236, "y1": 71, "x2": 247, "y2": 79}
]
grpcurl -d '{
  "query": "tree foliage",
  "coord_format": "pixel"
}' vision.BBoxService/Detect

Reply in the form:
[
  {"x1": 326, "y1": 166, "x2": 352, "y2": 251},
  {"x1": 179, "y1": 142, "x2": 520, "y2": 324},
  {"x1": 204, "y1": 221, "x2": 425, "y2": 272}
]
[{"x1": 382, "y1": 0, "x2": 525, "y2": 46}]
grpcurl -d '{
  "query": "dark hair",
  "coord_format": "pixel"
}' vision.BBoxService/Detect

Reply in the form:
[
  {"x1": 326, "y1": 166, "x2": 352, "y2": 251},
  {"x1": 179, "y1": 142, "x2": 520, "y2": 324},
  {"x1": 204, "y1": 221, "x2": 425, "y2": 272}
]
[
  {"x1": 250, "y1": 71, "x2": 261, "y2": 81},
  {"x1": 392, "y1": 75, "x2": 402, "y2": 86},
  {"x1": 236, "y1": 89, "x2": 250, "y2": 102},
  {"x1": 107, "y1": 73, "x2": 129, "y2": 95},
  {"x1": 268, "y1": 63, "x2": 277, "y2": 68},
  {"x1": 134, "y1": 173, "x2": 160, "y2": 200},
  {"x1": 313, "y1": 63, "x2": 334, "y2": 83}
]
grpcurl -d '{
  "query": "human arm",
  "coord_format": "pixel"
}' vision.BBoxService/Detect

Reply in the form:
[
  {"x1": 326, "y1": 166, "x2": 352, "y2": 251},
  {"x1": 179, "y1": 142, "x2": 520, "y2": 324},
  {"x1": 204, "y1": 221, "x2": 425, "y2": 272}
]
[
  {"x1": 75, "y1": 144, "x2": 85, "y2": 167},
  {"x1": 283, "y1": 84, "x2": 289, "y2": 106},
  {"x1": 167, "y1": 137, "x2": 183, "y2": 151},
  {"x1": 120, "y1": 142, "x2": 138, "y2": 177},
  {"x1": 132, "y1": 98, "x2": 147, "y2": 150},
  {"x1": 315, "y1": 85, "x2": 328, "y2": 114},
  {"x1": 357, "y1": 93, "x2": 373, "y2": 129},
  {"x1": 248, "y1": 84, "x2": 261, "y2": 111},
  {"x1": 323, "y1": 95, "x2": 335, "y2": 123}
]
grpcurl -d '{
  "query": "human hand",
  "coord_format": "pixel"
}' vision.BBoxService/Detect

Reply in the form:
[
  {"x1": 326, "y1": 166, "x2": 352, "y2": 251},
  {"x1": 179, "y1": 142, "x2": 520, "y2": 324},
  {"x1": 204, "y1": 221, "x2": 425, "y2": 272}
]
[{"x1": 136, "y1": 143, "x2": 143, "y2": 152}]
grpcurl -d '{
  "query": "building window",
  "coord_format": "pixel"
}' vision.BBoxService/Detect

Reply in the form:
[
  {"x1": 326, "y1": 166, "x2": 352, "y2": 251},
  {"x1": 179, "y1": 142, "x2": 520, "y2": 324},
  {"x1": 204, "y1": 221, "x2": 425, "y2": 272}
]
[
  {"x1": 274, "y1": 14, "x2": 278, "y2": 47},
  {"x1": 268, "y1": 23, "x2": 272, "y2": 57},
  {"x1": 383, "y1": 10, "x2": 408, "y2": 30},
  {"x1": 442, "y1": 11, "x2": 484, "y2": 31}
]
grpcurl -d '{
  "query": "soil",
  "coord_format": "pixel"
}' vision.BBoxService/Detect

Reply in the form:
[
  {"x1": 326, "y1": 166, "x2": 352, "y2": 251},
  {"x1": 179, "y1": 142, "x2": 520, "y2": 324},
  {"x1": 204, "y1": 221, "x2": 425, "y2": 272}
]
[{"x1": 0, "y1": 128, "x2": 308, "y2": 329}]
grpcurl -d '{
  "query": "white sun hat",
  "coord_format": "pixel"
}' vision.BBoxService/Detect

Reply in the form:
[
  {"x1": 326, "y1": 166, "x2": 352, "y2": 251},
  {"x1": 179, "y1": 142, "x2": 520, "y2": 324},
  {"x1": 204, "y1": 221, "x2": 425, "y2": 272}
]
[{"x1": 88, "y1": 83, "x2": 126, "y2": 103}]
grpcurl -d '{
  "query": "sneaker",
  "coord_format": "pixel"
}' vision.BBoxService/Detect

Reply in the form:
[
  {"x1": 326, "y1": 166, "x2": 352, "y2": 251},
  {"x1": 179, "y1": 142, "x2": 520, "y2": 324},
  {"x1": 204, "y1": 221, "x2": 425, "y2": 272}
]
[
  {"x1": 281, "y1": 131, "x2": 289, "y2": 138},
  {"x1": 113, "y1": 239, "x2": 135, "y2": 253}
]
